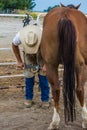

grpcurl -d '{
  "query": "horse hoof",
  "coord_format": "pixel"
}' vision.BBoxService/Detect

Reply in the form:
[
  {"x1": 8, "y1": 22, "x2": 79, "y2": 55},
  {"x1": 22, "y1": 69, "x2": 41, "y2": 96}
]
[
  {"x1": 82, "y1": 121, "x2": 87, "y2": 129},
  {"x1": 48, "y1": 127, "x2": 59, "y2": 130},
  {"x1": 48, "y1": 122, "x2": 59, "y2": 130}
]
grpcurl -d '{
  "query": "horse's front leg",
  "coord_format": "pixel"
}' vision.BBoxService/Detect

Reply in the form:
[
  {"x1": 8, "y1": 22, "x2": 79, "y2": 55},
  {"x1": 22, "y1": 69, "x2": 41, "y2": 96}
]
[
  {"x1": 47, "y1": 68, "x2": 60, "y2": 130},
  {"x1": 76, "y1": 64, "x2": 87, "y2": 128}
]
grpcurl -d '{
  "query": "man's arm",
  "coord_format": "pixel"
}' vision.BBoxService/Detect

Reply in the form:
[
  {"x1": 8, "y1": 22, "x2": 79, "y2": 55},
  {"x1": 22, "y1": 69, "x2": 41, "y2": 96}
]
[{"x1": 12, "y1": 43, "x2": 24, "y2": 70}]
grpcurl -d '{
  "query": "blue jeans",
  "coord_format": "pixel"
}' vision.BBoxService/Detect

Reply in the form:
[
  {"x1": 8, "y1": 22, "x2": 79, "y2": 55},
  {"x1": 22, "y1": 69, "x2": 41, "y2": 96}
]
[
  {"x1": 25, "y1": 75, "x2": 50, "y2": 101},
  {"x1": 25, "y1": 77, "x2": 34, "y2": 100},
  {"x1": 38, "y1": 74, "x2": 50, "y2": 102}
]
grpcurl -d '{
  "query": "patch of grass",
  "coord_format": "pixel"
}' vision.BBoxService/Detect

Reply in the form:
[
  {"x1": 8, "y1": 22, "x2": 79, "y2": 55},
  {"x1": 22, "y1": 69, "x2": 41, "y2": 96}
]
[{"x1": 15, "y1": 9, "x2": 38, "y2": 19}]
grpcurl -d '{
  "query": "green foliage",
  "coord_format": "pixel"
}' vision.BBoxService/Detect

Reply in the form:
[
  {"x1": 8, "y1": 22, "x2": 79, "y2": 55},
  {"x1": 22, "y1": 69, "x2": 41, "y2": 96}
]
[
  {"x1": 0, "y1": 3, "x2": 4, "y2": 10},
  {"x1": 25, "y1": 0, "x2": 36, "y2": 11},
  {"x1": 44, "y1": 5, "x2": 60, "y2": 12},
  {"x1": 30, "y1": 12, "x2": 37, "y2": 19},
  {"x1": 0, "y1": 0, "x2": 36, "y2": 11}
]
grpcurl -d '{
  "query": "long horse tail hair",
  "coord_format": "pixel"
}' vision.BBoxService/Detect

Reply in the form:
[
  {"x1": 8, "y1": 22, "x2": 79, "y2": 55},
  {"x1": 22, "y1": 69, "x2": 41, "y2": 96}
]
[{"x1": 58, "y1": 17, "x2": 76, "y2": 122}]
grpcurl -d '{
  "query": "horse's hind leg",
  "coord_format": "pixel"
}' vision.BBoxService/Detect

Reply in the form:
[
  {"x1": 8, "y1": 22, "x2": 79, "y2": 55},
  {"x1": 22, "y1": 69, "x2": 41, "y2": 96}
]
[
  {"x1": 46, "y1": 66, "x2": 60, "y2": 130},
  {"x1": 76, "y1": 64, "x2": 87, "y2": 128}
]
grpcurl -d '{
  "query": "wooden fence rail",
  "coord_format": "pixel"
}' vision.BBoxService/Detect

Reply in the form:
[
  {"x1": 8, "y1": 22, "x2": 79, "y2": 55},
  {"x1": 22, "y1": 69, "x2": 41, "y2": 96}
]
[{"x1": 0, "y1": 48, "x2": 64, "y2": 79}]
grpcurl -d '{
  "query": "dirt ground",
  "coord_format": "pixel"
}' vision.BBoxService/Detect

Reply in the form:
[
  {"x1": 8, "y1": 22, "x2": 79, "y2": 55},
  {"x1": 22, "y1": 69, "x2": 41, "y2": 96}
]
[{"x1": 0, "y1": 17, "x2": 87, "y2": 130}]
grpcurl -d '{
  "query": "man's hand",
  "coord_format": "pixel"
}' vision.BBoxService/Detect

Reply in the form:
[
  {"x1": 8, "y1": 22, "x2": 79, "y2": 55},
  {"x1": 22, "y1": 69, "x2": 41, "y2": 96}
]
[
  {"x1": 42, "y1": 64, "x2": 46, "y2": 72},
  {"x1": 17, "y1": 62, "x2": 24, "y2": 70}
]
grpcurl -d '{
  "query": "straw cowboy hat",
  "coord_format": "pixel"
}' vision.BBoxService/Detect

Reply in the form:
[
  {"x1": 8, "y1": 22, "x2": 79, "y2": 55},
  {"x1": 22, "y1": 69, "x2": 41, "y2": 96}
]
[{"x1": 20, "y1": 25, "x2": 42, "y2": 54}]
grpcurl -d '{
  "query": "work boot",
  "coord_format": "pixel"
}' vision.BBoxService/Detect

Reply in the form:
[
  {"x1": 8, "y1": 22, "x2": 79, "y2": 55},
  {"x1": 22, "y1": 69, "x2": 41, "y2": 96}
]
[
  {"x1": 24, "y1": 100, "x2": 34, "y2": 108},
  {"x1": 41, "y1": 101, "x2": 50, "y2": 109}
]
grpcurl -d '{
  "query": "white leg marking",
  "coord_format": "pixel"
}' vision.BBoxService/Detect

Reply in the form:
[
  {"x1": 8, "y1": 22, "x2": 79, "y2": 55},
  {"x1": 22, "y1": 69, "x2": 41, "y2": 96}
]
[
  {"x1": 48, "y1": 107, "x2": 60, "y2": 130},
  {"x1": 82, "y1": 104, "x2": 87, "y2": 128}
]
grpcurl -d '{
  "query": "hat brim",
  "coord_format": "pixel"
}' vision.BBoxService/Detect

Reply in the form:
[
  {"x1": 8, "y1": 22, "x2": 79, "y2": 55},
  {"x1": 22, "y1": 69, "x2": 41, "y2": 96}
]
[{"x1": 20, "y1": 25, "x2": 42, "y2": 54}]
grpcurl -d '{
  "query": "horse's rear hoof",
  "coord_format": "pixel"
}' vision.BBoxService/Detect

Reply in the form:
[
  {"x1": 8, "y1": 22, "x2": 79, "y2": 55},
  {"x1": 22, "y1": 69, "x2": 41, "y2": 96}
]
[
  {"x1": 82, "y1": 121, "x2": 87, "y2": 129},
  {"x1": 48, "y1": 127, "x2": 59, "y2": 130},
  {"x1": 48, "y1": 122, "x2": 59, "y2": 130}
]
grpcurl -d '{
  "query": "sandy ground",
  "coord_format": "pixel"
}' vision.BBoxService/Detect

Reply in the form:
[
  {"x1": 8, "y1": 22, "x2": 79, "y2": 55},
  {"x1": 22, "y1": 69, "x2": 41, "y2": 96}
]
[{"x1": 0, "y1": 17, "x2": 87, "y2": 130}]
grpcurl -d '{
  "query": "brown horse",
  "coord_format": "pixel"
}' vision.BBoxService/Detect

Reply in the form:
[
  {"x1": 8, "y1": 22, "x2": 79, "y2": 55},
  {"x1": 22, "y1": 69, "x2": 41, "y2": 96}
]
[{"x1": 40, "y1": 5, "x2": 87, "y2": 130}]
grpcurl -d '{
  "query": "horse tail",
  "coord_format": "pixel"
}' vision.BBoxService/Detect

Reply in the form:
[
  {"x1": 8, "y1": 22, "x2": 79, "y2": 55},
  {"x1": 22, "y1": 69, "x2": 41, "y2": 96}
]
[{"x1": 58, "y1": 17, "x2": 76, "y2": 122}]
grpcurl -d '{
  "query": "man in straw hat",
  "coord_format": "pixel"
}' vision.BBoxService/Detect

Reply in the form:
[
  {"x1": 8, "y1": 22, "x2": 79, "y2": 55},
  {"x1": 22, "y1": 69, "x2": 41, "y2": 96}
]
[{"x1": 12, "y1": 22, "x2": 50, "y2": 108}]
